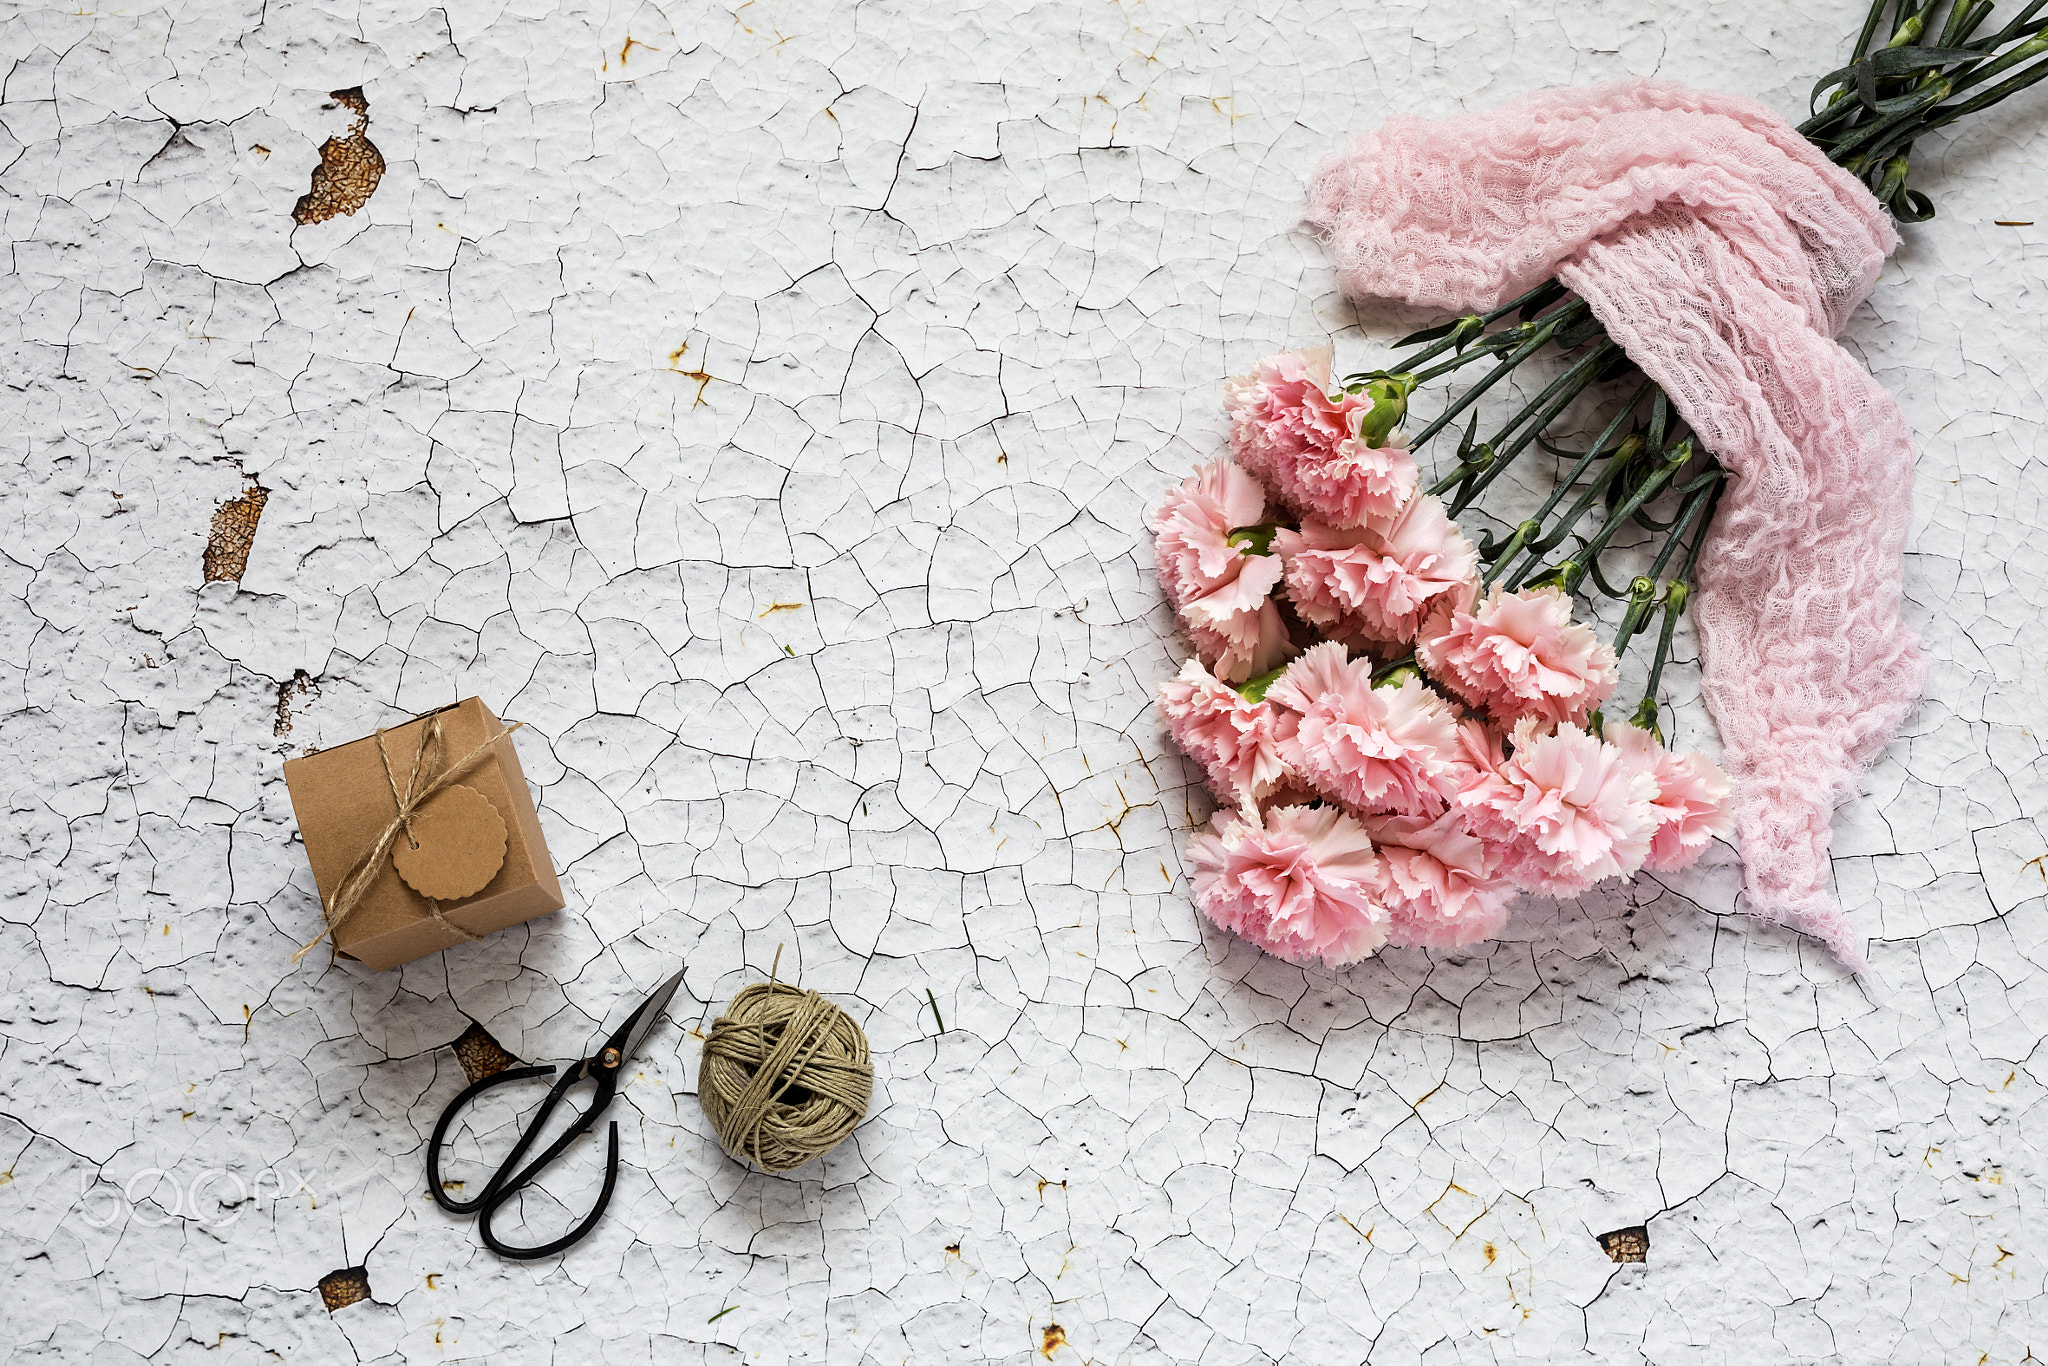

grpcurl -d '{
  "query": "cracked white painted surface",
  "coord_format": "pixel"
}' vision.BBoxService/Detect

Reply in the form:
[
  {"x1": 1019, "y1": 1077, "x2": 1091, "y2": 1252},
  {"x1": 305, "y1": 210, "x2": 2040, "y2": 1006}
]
[{"x1": 3, "y1": 1, "x2": 2046, "y2": 1361}]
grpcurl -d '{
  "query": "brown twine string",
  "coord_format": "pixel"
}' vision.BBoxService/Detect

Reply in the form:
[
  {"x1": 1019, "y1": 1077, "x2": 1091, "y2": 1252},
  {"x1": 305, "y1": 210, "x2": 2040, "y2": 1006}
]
[
  {"x1": 697, "y1": 950, "x2": 872, "y2": 1174},
  {"x1": 291, "y1": 714, "x2": 524, "y2": 965}
]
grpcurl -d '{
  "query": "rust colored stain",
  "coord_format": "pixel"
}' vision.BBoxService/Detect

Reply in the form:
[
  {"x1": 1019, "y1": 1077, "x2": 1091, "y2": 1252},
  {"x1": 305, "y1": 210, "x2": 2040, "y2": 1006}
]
[
  {"x1": 1040, "y1": 1324, "x2": 1067, "y2": 1356},
  {"x1": 293, "y1": 88, "x2": 385, "y2": 225},
  {"x1": 677, "y1": 369, "x2": 713, "y2": 406},
  {"x1": 666, "y1": 343, "x2": 714, "y2": 406},
  {"x1": 202, "y1": 484, "x2": 267, "y2": 582}
]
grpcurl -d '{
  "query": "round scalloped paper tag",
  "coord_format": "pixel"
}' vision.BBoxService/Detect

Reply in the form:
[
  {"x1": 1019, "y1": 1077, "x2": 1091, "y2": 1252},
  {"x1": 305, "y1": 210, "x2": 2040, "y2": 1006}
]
[{"x1": 391, "y1": 784, "x2": 507, "y2": 902}]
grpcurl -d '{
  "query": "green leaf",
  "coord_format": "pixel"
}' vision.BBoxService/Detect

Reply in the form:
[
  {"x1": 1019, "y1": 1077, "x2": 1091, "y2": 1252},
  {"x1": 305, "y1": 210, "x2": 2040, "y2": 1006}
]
[
  {"x1": 1236, "y1": 664, "x2": 1291, "y2": 702},
  {"x1": 1892, "y1": 186, "x2": 1938, "y2": 220},
  {"x1": 1391, "y1": 316, "x2": 1464, "y2": 347}
]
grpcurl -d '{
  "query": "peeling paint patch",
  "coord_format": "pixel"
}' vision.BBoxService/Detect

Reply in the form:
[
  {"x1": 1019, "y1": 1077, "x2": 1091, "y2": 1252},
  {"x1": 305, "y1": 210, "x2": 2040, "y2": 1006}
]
[
  {"x1": 201, "y1": 484, "x2": 268, "y2": 582},
  {"x1": 292, "y1": 89, "x2": 384, "y2": 225},
  {"x1": 1598, "y1": 1226, "x2": 1650, "y2": 1263},
  {"x1": 318, "y1": 1266, "x2": 371, "y2": 1312},
  {"x1": 451, "y1": 1022, "x2": 519, "y2": 1084},
  {"x1": 273, "y1": 670, "x2": 316, "y2": 736}
]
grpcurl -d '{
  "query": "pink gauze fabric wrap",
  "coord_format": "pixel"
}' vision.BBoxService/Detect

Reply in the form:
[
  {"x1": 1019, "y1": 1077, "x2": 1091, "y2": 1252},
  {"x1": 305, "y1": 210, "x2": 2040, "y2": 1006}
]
[{"x1": 1307, "y1": 78, "x2": 1928, "y2": 969}]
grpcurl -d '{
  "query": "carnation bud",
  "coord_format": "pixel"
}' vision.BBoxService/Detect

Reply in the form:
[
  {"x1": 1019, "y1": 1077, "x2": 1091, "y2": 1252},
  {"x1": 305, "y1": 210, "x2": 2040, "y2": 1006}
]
[
  {"x1": 1373, "y1": 661, "x2": 1422, "y2": 690},
  {"x1": 1226, "y1": 523, "x2": 1280, "y2": 555},
  {"x1": 1876, "y1": 154, "x2": 1911, "y2": 204},
  {"x1": 1354, "y1": 373, "x2": 1417, "y2": 449}
]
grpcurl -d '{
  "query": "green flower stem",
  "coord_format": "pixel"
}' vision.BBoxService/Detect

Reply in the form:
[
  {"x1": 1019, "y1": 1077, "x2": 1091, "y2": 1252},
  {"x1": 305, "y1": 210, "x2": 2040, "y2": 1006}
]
[
  {"x1": 1407, "y1": 335, "x2": 1530, "y2": 386},
  {"x1": 1441, "y1": 339, "x2": 1621, "y2": 514},
  {"x1": 1499, "y1": 444, "x2": 1641, "y2": 591},
  {"x1": 1940, "y1": 0, "x2": 1991, "y2": 47},
  {"x1": 1549, "y1": 439, "x2": 1694, "y2": 597},
  {"x1": 1633, "y1": 580, "x2": 1692, "y2": 739},
  {"x1": 1610, "y1": 473, "x2": 1721, "y2": 659},
  {"x1": 1611, "y1": 577, "x2": 1661, "y2": 660},
  {"x1": 1405, "y1": 302, "x2": 1588, "y2": 454},
  {"x1": 1969, "y1": 0, "x2": 2047, "y2": 52},
  {"x1": 1852, "y1": 0, "x2": 1895, "y2": 62},
  {"x1": 1628, "y1": 478, "x2": 1724, "y2": 733},
  {"x1": 1644, "y1": 473, "x2": 1721, "y2": 580},
  {"x1": 1673, "y1": 473, "x2": 1722, "y2": 585},
  {"x1": 1939, "y1": 21, "x2": 2048, "y2": 95},
  {"x1": 1802, "y1": 78, "x2": 1952, "y2": 138},
  {"x1": 1365, "y1": 279, "x2": 1571, "y2": 376},
  {"x1": 1447, "y1": 437, "x2": 1497, "y2": 512},
  {"x1": 1368, "y1": 315, "x2": 1481, "y2": 376},
  {"x1": 1887, "y1": 38, "x2": 2048, "y2": 149},
  {"x1": 1478, "y1": 520, "x2": 1541, "y2": 590},
  {"x1": 1562, "y1": 444, "x2": 1698, "y2": 589},
  {"x1": 1495, "y1": 384, "x2": 1653, "y2": 584},
  {"x1": 1825, "y1": 77, "x2": 1953, "y2": 162}
]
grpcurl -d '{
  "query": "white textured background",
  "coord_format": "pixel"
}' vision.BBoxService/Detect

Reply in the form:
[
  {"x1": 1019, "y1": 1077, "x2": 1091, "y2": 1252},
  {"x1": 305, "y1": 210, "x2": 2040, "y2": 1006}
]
[{"x1": 4, "y1": 0, "x2": 2046, "y2": 1361}]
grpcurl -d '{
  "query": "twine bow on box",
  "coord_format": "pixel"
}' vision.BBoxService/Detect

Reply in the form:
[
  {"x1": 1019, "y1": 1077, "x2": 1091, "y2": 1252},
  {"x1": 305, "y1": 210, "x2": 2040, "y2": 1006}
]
[{"x1": 292, "y1": 714, "x2": 523, "y2": 964}]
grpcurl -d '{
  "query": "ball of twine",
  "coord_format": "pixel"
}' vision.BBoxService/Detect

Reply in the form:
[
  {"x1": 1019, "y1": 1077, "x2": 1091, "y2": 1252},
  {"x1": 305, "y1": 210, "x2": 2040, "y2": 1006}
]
[{"x1": 697, "y1": 980, "x2": 872, "y2": 1174}]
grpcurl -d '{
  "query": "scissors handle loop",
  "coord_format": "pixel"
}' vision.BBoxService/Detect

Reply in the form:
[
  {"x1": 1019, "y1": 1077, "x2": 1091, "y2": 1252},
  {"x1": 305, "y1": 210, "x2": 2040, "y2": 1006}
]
[
  {"x1": 427, "y1": 1065, "x2": 556, "y2": 1214},
  {"x1": 478, "y1": 1121, "x2": 621, "y2": 1260},
  {"x1": 426, "y1": 1057, "x2": 623, "y2": 1248}
]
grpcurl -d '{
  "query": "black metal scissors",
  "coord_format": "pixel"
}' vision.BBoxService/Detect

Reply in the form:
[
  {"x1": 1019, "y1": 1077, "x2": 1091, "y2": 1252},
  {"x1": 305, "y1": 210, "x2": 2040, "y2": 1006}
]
[{"x1": 427, "y1": 968, "x2": 685, "y2": 1259}]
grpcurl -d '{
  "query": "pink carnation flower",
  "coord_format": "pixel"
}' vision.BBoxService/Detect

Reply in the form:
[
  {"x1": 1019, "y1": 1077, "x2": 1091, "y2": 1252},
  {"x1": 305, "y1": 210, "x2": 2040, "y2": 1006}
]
[
  {"x1": 1224, "y1": 348, "x2": 1417, "y2": 529},
  {"x1": 1158, "y1": 658, "x2": 1299, "y2": 814},
  {"x1": 1150, "y1": 458, "x2": 1297, "y2": 683},
  {"x1": 1366, "y1": 810, "x2": 1517, "y2": 949},
  {"x1": 1290, "y1": 435, "x2": 1419, "y2": 530},
  {"x1": 1473, "y1": 718, "x2": 1656, "y2": 896},
  {"x1": 1267, "y1": 642, "x2": 1461, "y2": 818},
  {"x1": 1277, "y1": 496, "x2": 1479, "y2": 650},
  {"x1": 1444, "y1": 716, "x2": 1522, "y2": 846},
  {"x1": 1187, "y1": 804, "x2": 1388, "y2": 966},
  {"x1": 1605, "y1": 722, "x2": 1737, "y2": 872},
  {"x1": 1417, "y1": 584, "x2": 1618, "y2": 729},
  {"x1": 1225, "y1": 347, "x2": 1349, "y2": 486}
]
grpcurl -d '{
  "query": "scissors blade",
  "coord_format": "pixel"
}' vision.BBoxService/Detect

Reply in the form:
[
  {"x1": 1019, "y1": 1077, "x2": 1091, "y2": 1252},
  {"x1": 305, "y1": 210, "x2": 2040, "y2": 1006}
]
[{"x1": 603, "y1": 966, "x2": 686, "y2": 1066}]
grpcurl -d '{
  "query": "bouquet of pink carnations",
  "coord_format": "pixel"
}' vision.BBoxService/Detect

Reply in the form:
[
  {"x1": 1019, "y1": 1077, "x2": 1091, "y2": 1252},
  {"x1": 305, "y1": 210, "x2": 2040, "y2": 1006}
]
[
  {"x1": 1153, "y1": 347, "x2": 1733, "y2": 966},
  {"x1": 1160, "y1": 0, "x2": 2048, "y2": 968}
]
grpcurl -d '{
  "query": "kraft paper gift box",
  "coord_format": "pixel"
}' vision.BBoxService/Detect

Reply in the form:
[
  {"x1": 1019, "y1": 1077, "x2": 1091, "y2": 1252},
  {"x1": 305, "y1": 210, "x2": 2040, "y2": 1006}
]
[{"x1": 283, "y1": 697, "x2": 565, "y2": 971}]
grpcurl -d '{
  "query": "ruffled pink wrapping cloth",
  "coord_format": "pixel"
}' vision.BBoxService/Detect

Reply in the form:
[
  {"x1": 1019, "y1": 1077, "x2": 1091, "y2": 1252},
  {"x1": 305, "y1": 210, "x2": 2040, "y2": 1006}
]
[{"x1": 1307, "y1": 79, "x2": 1927, "y2": 968}]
